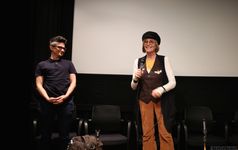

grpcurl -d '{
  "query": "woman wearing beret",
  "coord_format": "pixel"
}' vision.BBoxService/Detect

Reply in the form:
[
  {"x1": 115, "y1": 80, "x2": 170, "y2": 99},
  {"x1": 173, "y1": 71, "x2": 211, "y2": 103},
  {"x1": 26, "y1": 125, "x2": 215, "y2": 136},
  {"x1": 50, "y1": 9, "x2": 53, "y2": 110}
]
[{"x1": 131, "y1": 31, "x2": 176, "y2": 150}]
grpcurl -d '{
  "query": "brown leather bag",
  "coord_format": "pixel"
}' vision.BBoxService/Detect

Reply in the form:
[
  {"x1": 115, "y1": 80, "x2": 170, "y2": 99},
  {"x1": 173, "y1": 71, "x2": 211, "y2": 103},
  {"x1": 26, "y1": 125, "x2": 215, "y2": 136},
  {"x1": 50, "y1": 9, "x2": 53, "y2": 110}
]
[{"x1": 67, "y1": 135, "x2": 103, "y2": 150}]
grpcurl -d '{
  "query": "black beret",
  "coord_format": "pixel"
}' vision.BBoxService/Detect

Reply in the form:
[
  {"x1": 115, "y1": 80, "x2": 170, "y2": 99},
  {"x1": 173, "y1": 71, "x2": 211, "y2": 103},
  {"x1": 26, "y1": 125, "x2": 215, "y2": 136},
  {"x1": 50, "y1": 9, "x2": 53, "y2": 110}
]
[{"x1": 142, "y1": 31, "x2": 161, "y2": 45}]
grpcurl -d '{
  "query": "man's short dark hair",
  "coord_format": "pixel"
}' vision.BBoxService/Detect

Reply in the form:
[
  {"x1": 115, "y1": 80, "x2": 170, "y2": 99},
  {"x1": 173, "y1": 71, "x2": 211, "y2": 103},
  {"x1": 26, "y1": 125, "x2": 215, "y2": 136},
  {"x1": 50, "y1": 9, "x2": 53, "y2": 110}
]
[{"x1": 49, "y1": 35, "x2": 67, "y2": 45}]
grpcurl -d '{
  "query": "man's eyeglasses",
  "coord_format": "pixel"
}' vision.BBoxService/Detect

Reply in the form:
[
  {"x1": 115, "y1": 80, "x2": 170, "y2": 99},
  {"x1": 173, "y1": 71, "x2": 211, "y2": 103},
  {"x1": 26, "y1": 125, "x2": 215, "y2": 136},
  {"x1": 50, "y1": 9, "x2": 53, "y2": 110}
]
[{"x1": 52, "y1": 45, "x2": 66, "y2": 50}]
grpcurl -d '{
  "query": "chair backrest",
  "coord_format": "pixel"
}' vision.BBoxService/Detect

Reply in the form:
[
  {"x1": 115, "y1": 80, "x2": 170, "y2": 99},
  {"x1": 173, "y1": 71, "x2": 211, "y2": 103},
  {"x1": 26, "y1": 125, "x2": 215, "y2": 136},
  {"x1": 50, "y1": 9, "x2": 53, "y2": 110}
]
[
  {"x1": 234, "y1": 110, "x2": 238, "y2": 121},
  {"x1": 185, "y1": 106, "x2": 213, "y2": 133},
  {"x1": 233, "y1": 110, "x2": 238, "y2": 132},
  {"x1": 91, "y1": 105, "x2": 121, "y2": 133}
]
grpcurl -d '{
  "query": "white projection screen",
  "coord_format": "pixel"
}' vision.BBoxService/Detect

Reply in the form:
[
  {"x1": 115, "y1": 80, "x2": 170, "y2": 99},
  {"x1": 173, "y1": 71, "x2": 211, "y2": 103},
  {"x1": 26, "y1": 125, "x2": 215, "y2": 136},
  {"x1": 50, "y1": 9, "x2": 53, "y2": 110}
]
[{"x1": 72, "y1": 0, "x2": 238, "y2": 76}]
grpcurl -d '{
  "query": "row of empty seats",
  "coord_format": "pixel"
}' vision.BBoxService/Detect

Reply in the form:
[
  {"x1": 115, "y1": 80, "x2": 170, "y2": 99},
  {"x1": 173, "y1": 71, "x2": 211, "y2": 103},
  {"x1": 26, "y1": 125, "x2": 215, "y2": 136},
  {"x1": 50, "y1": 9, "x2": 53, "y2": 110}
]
[{"x1": 30, "y1": 105, "x2": 238, "y2": 150}]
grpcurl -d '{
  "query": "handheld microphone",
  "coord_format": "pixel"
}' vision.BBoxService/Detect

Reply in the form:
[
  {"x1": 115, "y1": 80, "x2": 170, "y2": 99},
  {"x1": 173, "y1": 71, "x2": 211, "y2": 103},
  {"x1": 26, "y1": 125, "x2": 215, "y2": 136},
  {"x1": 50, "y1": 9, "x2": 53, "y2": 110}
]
[
  {"x1": 139, "y1": 58, "x2": 145, "y2": 70},
  {"x1": 202, "y1": 118, "x2": 207, "y2": 135},
  {"x1": 202, "y1": 118, "x2": 207, "y2": 146}
]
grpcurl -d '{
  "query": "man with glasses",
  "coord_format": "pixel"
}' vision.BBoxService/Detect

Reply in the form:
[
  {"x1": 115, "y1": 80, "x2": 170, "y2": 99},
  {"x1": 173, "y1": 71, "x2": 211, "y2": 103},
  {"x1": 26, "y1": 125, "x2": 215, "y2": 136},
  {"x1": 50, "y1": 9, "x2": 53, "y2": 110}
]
[{"x1": 35, "y1": 35, "x2": 77, "y2": 150}]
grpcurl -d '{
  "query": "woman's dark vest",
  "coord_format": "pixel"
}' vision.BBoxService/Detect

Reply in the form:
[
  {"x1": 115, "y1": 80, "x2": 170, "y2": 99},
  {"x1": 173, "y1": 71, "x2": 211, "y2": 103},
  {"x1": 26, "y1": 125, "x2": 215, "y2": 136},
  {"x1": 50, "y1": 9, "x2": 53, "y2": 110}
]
[{"x1": 138, "y1": 55, "x2": 166, "y2": 104}]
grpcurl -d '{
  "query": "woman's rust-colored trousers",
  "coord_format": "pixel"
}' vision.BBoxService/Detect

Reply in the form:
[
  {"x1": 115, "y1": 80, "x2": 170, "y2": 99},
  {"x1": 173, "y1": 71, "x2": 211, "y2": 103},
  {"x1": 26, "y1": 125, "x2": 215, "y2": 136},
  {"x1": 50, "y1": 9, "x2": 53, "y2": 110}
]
[{"x1": 139, "y1": 100, "x2": 174, "y2": 150}]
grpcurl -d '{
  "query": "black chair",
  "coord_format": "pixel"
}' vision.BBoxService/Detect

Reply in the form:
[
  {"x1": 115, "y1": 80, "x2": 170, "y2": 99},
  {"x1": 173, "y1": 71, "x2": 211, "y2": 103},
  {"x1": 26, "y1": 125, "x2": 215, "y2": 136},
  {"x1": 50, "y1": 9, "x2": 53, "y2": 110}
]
[
  {"x1": 172, "y1": 121, "x2": 182, "y2": 150},
  {"x1": 182, "y1": 106, "x2": 228, "y2": 150},
  {"x1": 83, "y1": 105, "x2": 132, "y2": 150},
  {"x1": 228, "y1": 110, "x2": 238, "y2": 145}
]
